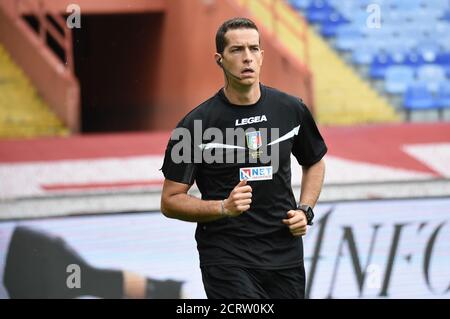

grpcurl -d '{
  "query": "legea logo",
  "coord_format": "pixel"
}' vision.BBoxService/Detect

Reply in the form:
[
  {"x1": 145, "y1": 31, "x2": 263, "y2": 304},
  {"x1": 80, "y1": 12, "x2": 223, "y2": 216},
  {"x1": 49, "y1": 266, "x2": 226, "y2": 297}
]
[{"x1": 235, "y1": 115, "x2": 268, "y2": 126}]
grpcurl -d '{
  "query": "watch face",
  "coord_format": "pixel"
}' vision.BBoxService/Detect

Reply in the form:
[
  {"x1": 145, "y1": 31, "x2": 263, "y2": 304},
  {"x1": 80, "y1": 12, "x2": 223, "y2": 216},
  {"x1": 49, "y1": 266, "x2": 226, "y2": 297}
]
[{"x1": 300, "y1": 205, "x2": 314, "y2": 225}]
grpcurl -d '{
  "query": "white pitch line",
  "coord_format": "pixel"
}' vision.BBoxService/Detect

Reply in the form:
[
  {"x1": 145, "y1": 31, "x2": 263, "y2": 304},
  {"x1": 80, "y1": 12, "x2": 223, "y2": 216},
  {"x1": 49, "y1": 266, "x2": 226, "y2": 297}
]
[{"x1": 403, "y1": 143, "x2": 450, "y2": 178}]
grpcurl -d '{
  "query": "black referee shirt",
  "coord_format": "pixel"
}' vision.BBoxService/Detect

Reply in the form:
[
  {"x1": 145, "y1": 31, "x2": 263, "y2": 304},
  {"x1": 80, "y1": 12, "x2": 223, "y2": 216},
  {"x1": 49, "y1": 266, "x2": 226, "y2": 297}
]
[{"x1": 161, "y1": 84, "x2": 327, "y2": 269}]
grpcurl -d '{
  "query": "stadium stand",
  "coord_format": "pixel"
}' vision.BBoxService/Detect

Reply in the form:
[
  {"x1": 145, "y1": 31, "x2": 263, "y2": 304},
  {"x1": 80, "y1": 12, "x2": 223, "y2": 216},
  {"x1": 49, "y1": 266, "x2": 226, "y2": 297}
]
[
  {"x1": 241, "y1": 0, "x2": 399, "y2": 125},
  {"x1": 0, "y1": 44, "x2": 68, "y2": 138},
  {"x1": 244, "y1": 0, "x2": 398, "y2": 125},
  {"x1": 288, "y1": 0, "x2": 450, "y2": 121}
]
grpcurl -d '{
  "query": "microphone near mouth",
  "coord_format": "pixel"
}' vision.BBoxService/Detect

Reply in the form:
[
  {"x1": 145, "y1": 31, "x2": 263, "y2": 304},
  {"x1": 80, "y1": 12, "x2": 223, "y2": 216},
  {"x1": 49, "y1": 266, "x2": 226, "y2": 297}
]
[{"x1": 217, "y1": 56, "x2": 242, "y2": 81}]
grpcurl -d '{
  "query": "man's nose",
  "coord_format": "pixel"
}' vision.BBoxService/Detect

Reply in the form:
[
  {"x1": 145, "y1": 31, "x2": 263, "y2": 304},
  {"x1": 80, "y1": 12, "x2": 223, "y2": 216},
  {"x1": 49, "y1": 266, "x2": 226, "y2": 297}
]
[{"x1": 243, "y1": 48, "x2": 253, "y2": 63}]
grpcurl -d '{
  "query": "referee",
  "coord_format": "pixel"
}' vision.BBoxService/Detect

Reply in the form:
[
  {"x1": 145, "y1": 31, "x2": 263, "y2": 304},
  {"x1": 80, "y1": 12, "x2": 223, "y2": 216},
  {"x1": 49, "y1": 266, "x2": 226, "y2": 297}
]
[{"x1": 161, "y1": 17, "x2": 326, "y2": 299}]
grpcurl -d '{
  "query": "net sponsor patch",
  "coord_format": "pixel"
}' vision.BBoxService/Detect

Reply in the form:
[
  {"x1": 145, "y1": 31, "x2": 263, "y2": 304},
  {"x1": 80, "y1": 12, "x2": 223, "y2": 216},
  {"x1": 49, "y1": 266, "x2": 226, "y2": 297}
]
[{"x1": 239, "y1": 166, "x2": 273, "y2": 181}]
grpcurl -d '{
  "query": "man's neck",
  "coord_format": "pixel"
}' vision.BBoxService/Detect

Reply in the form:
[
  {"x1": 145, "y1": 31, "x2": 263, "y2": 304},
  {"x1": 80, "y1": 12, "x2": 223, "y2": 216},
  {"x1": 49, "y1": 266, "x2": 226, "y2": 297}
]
[{"x1": 223, "y1": 82, "x2": 261, "y2": 105}]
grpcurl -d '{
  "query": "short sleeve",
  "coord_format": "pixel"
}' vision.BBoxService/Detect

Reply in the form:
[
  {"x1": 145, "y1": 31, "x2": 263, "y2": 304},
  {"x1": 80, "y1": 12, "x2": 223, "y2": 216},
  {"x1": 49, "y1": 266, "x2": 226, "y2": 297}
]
[
  {"x1": 160, "y1": 118, "x2": 198, "y2": 185},
  {"x1": 291, "y1": 100, "x2": 328, "y2": 166}
]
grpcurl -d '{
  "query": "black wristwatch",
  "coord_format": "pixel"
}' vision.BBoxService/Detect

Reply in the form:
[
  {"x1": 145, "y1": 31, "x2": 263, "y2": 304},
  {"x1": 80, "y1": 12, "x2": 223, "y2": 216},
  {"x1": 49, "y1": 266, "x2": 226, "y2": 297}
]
[{"x1": 296, "y1": 204, "x2": 314, "y2": 226}]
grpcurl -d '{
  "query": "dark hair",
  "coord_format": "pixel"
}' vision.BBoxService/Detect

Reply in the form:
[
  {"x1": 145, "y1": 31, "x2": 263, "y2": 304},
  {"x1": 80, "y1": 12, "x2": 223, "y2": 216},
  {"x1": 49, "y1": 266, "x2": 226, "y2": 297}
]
[{"x1": 215, "y1": 17, "x2": 260, "y2": 54}]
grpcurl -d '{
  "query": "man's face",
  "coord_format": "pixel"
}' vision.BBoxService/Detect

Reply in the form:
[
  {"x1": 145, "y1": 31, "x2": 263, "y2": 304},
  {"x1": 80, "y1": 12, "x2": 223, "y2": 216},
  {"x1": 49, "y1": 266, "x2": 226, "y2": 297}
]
[{"x1": 219, "y1": 28, "x2": 264, "y2": 86}]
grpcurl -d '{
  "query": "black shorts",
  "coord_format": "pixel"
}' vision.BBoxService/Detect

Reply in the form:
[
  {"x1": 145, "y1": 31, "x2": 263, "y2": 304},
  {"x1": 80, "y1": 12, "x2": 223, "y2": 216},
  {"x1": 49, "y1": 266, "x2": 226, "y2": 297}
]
[{"x1": 200, "y1": 264, "x2": 306, "y2": 299}]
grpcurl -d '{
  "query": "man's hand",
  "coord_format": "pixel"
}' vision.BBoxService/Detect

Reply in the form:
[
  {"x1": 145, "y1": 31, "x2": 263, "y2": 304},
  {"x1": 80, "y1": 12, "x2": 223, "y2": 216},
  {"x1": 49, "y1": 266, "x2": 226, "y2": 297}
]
[
  {"x1": 282, "y1": 210, "x2": 308, "y2": 237},
  {"x1": 223, "y1": 179, "x2": 252, "y2": 217}
]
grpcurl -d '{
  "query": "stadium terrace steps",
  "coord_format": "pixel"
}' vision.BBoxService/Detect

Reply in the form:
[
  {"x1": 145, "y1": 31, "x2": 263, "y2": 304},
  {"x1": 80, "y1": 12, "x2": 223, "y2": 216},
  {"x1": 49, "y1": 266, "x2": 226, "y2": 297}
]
[
  {"x1": 0, "y1": 44, "x2": 68, "y2": 138},
  {"x1": 238, "y1": 0, "x2": 400, "y2": 125}
]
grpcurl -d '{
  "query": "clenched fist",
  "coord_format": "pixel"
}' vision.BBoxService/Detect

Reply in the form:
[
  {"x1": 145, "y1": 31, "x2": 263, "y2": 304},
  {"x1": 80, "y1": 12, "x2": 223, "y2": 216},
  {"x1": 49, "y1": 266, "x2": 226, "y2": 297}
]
[
  {"x1": 222, "y1": 179, "x2": 252, "y2": 217},
  {"x1": 282, "y1": 210, "x2": 308, "y2": 237}
]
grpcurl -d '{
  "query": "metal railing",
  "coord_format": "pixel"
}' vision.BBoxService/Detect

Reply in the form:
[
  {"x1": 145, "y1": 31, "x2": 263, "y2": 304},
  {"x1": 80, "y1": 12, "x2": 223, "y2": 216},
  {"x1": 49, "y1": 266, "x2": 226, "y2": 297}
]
[{"x1": 15, "y1": 0, "x2": 74, "y2": 73}]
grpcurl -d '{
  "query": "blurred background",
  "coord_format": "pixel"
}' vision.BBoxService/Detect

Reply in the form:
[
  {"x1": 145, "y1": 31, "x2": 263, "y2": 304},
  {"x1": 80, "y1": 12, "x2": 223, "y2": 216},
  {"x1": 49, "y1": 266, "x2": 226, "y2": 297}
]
[{"x1": 0, "y1": 0, "x2": 449, "y2": 298}]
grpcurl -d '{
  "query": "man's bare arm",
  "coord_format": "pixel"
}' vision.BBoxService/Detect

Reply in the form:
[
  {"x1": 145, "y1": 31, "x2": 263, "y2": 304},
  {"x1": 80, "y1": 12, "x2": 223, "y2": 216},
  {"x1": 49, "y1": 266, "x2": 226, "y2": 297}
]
[
  {"x1": 283, "y1": 158, "x2": 326, "y2": 237},
  {"x1": 300, "y1": 158, "x2": 326, "y2": 207},
  {"x1": 160, "y1": 179, "x2": 252, "y2": 223}
]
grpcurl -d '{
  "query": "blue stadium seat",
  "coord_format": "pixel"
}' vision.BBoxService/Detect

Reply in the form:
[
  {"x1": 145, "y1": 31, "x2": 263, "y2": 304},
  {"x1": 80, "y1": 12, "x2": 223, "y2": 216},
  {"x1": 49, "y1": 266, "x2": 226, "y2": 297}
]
[
  {"x1": 436, "y1": 82, "x2": 450, "y2": 109},
  {"x1": 307, "y1": 0, "x2": 332, "y2": 10},
  {"x1": 320, "y1": 12, "x2": 349, "y2": 37},
  {"x1": 438, "y1": 35, "x2": 450, "y2": 51},
  {"x1": 385, "y1": 65, "x2": 415, "y2": 94},
  {"x1": 435, "y1": 53, "x2": 450, "y2": 77},
  {"x1": 352, "y1": 46, "x2": 377, "y2": 65},
  {"x1": 383, "y1": 9, "x2": 411, "y2": 26},
  {"x1": 334, "y1": 25, "x2": 363, "y2": 51},
  {"x1": 403, "y1": 52, "x2": 426, "y2": 68},
  {"x1": 412, "y1": 9, "x2": 445, "y2": 23},
  {"x1": 384, "y1": 41, "x2": 415, "y2": 62},
  {"x1": 392, "y1": 0, "x2": 423, "y2": 11},
  {"x1": 287, "y1": 0, "x2": 450, "y2": 115},
  {"x1": 425, "y1": 0, "x2": 450, "y2": 10},
  {"x1": 442, "y1": 11, "x2": 450, "y2": 21},
  {"x1": 421, "y1": 24, "x2": 441, "y2": 38},
  {"x1": 416, "y1": 41, "x2": 442, "y2": 63},
  {"x1": 394, "y1": 24, "x2": 418, "y2": 38},
  {"x1": 403, "y1": 82, "x2": 437, "y2": 110},
  {"x1": 350, "y1": 10, "x2": 376, "y2": 26},
  {"x1": 288, "y1": 0, "x2": 311, "y2": 10},
  {"x1": 417, "y1": 64, "x2": 447, "y2": 92},
  {"x1": 431, "y1": 22, "x2": 450, "y2": 37},
  {"x1": 363, "y1": 24, "x2": 395, "y2": 38},
  {"x1": 306, "y1": 0, "x2": 335, "y2": 23},
  {"x1": 359, "y1": 0, "x2": 387, "y2": 6},
  {"x1": 369, "y1": 53, "x2": 395, "y2": 79},
  {"x1": 328, "y1": 1, "x2": 361, "y2": 20}
]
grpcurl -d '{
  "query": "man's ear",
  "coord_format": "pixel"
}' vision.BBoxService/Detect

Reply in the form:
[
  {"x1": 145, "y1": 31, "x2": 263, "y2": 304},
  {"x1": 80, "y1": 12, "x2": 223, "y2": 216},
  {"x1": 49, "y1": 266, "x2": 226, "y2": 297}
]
[
  {"x1": 214, "y1": 53, "x2": 222, "y2": 67},
  {"x1": 260, "y1": 49, "x2": 264, "y2": 66}
]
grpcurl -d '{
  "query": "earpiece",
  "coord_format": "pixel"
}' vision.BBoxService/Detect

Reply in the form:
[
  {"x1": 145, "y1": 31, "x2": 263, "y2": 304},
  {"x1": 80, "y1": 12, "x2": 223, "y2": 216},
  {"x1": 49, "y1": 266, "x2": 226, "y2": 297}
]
[{"x1": 216, "y1": 55, "x2": 241, "y2": 81}]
